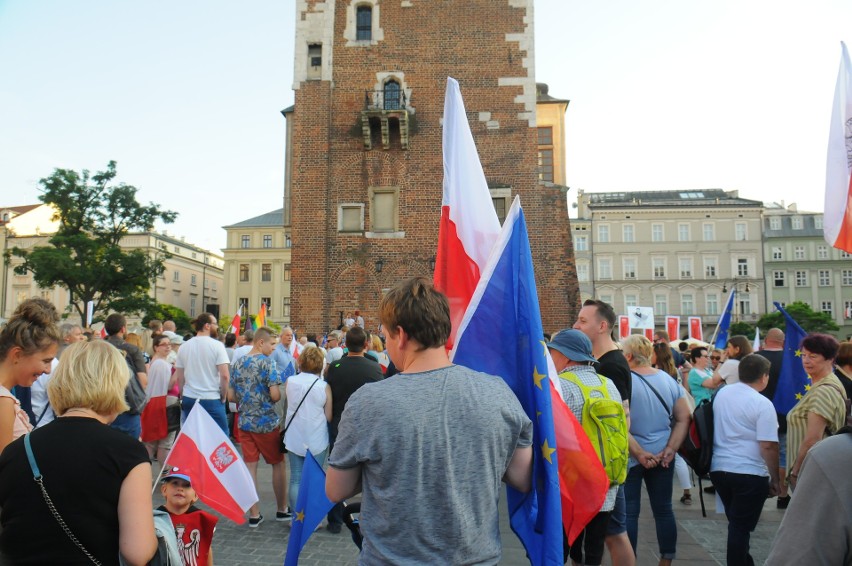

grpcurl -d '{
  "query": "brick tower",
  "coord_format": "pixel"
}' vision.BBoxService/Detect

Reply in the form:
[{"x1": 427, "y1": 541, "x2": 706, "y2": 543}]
[{"x1": 285, "y1": 0, "x2": 579, "y2": 334}]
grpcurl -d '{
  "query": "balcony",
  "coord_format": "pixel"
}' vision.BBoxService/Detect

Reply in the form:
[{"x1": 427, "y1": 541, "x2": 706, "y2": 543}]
[{"x1": 360, "y1": 89, "x2": 411, "y2": 150}]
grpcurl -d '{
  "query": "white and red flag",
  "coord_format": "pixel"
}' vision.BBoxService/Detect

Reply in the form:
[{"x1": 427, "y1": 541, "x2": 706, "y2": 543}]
[
  {"x1": 434, "y1": 77, "x2": 501, "y2": 349},
  {"x1": 825, "y1": 41, "x2": 852, "y2": 253},
  {"x1": 140, "y1": 367, "x2": 169, "y2": 443},
  {"x1": 164, "y1": 402, "x2": 258, "y2": 523},
  {"x1": 227, "y1": 305, "x2": 242, "y2": 337}
]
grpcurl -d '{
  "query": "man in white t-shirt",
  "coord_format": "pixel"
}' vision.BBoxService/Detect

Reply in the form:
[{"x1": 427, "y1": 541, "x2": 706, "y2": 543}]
[
  {"x1": 175, "y1": 313, "x2": 231, "y2": 434},
  {"x1": 710, "y1": 354, "x2": 780, "y2": 565}
]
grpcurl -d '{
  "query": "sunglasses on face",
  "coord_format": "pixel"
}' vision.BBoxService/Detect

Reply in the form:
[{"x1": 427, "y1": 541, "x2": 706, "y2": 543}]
[{"x1": 711, "y1": 356, "x2": 721, "y2": 361}]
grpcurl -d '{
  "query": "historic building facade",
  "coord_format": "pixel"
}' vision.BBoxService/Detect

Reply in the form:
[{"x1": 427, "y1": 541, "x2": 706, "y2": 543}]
[
  {"x1": 1, "y1": 204, "x2": 223, "y2": 325},
  {"x1": 575, "y1": 189, "x2": 765, "y2": 339},
  {"x1": 763, "y1": 204, "x2": 852, "y2": 339},
  {"x1": 283, "y1": 0, "x2": 578, "y2": 333},
  {"x1": 222, "y1": 209, "x2": 292, "y2": 327}
]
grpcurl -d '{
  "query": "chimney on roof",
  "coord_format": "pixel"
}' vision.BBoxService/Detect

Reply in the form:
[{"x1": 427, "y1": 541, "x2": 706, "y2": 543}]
[{"x1": 787, "y1": 202, "x2": 798, "y2": 212}]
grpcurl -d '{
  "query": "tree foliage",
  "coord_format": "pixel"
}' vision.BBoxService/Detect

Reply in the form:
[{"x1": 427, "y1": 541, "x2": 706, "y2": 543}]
[
  {"x1": 143, "y1": 304, "x2": 192, "y2": 335},
  {"x1": 757, "y1": 301, "x2": 840, "y2": 334},
  {"x1": 729, "y1": 321, "x2": 756, "y2": 340},
  {"x1": 8, "y1": 161, "x2": 177, "y2": 322}
]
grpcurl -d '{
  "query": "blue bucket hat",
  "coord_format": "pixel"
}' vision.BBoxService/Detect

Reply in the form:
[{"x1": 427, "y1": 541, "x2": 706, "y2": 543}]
[{"x1": 546, "y1": 329, "x2": 596, "y2": 364}]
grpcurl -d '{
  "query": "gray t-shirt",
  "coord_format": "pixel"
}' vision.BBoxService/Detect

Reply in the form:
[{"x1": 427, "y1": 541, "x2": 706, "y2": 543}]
[{"x1": 329, "y1": 364, "x2": 532, "y2": 565}]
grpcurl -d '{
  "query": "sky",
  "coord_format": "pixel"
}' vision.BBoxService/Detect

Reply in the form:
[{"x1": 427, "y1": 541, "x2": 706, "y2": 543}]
[{"x1": 2, "y1": 0, "x2": 850, "y2": 253}]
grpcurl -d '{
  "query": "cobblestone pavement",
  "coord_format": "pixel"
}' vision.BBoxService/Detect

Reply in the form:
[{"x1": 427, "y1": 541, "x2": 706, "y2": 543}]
[{"x1": 163, "y1": 463, "x2": 784, "y2": 566}]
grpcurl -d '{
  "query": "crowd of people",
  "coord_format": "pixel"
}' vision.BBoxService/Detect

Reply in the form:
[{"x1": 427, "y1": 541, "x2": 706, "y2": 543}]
[{"x1": 0, "y1": 287, "x2": 851, "y2": 564}]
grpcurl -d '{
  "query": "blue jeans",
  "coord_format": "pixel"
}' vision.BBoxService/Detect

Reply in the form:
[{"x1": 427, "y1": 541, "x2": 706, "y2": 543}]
[
  {"x1": 181, "y1": 397, "x2": 228, "y2": 436},
  {"x1": 710, "y1": 471, "x2": 769, "y2": 566},
  {"x1": 606, "y1": 484, "x2": 627, "y2": 536},
  {"x1": 288, "y1": 449, "x2": 328, "y2": 512},
  {"x1": 625, "y1": 463, "x2": 677, "y2": 560},
  {"x1": 110, "y1": 412, "x2": 141, "y2": 439}
]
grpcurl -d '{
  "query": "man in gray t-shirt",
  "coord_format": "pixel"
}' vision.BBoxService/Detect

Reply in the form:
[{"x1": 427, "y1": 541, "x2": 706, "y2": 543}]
[{"x1": 326, "y1": 277, "x2": 533, "y2": 565}]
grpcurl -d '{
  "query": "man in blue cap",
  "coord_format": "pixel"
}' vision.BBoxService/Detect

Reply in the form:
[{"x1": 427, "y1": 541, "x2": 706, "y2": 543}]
[{"x1": 548, "y1": 329, "x2": 628, "y2": 566}]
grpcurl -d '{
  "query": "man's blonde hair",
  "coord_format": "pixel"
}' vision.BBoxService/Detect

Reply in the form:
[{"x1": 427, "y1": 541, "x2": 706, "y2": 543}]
[{"x1": 48, "y1": 341, "x2": 130, "y2": 416}]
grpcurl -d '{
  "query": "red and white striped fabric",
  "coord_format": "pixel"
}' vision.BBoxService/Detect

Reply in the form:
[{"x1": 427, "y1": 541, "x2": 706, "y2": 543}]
[
  {"x1": 434, "y1": 77, "x2": 501, "y2": 348},
  {"x1": 164, "y1": 402, "x2": 258, "y2": 523},
  {"x1": 825, "y1": 41, "x2": 852, "y2": 254},
  {"x1": 140, "y1": 360, "x2": 170, "y2": 442},
  {"x1": 227, "y1": 305, "x2": 242, "y2": 337}
]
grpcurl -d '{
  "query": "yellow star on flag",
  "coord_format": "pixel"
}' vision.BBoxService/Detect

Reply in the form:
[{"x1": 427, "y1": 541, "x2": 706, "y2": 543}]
[
  {"x1": 533, "y1": 366, "x2": 546, "y2": 389},
  {"x1": 542, "y1": 439, "x2": 556, "y2": 464},
  {"x1": 795, "y1": 392, "x2": 803, "y2": 400},
  {"x1": 795, "y1": 349, "x2": 802, "y2": 357},
  {"x1": 804, "y1": 384, "x2": 811, "y2": 391},
  {"x1": 295, "y1": 510, "x2": 305, "y2": 523}
]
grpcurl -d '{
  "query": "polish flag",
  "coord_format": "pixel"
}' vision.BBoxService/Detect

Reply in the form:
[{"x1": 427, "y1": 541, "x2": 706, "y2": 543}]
[
  {"x1": 227, "y1": 305, "x2": 242, "y2": 337},
  {"x1": 164, "y1": 402, "x2": 258, "y2": 523},
  {"x1": 434, "y1": 77, "x2": 501, "y2": 349},
  {"x1": 825, "y1": 42, "x2": 852, "y2": 253},
  {"x1": 140, "y1": 360, "x2": 170, "y2": 442}
]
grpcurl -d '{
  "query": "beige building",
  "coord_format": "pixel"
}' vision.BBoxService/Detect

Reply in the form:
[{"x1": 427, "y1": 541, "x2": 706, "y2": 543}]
[
  {"x1": 1, "y1": 204, "x2": 223, "y2": 324},
  {"x1": 763, "y1": 203, "x2": 852, "y2": 340},
  {"x1": 576, "y1": 189, "x2": 765, "y2": 339},
  {"x1": 221, "y1": 209, "x2": 292, "y2": 327}
]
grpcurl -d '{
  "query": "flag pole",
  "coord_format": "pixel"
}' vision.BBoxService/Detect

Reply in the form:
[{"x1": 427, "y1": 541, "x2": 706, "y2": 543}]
[
  {"x1": 709, "y1": 288, "x2": 736, "y2": 347},
  {"x1": 153, "y1": 399, "x2": 196, "y2": 494}
]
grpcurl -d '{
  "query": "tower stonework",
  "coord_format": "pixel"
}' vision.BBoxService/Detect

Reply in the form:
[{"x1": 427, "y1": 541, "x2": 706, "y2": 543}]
[{"x1": 287, "y1": 0, "x2": 579, "y2": 333}]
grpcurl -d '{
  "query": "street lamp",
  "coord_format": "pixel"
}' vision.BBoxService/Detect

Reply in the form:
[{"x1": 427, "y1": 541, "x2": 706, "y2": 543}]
[{"x1": 721, "y1": 279, "x2": 751, "y2": 323}]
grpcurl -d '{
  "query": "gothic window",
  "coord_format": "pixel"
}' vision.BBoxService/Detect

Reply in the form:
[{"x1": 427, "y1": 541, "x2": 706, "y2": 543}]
[{"x1": 384, "y1": 80, "x2": 401, "y2": 110}]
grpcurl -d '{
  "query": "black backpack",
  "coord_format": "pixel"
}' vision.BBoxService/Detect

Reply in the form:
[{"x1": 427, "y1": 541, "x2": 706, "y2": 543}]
[{"x1": 678, "y1": 397, "x2": 715, "y2": 516}]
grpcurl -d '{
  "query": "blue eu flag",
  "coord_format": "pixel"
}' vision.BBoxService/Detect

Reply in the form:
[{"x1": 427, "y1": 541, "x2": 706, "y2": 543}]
[
  {"x1": 453, "y1": 198, "x2": 563, "y2": 565},
  {"x1": 772, "y1": 302, "x2": 810, "y2": 415},
  {"x1": 284, "y1": 451, "x2": 334, "y2": 565}
]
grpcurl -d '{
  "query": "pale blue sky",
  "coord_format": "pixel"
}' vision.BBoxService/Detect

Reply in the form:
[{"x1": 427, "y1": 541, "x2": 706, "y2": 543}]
[{"x1": 2, "y1": 1, "x2": 850, "y2": 252}]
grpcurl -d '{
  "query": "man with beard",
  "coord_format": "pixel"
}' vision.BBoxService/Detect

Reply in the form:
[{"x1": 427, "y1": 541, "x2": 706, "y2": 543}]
[{"x1": 174, "y1": 313, "x2": 231, "y2": 434}]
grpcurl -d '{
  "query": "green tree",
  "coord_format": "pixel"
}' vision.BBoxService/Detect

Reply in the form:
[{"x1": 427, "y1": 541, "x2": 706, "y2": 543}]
[
  {"x1": 8, "y1": 161, "x2": 177, "y2": 322},
  {"x1": 729, "y1": 321, "x2": 756, "y2": 340},
  {"x1": 757, "y1": 301, "x2": 840, "y2": 334},
  {"x1": 143, "y1": 304, "x2": 192, "y2": 335}
]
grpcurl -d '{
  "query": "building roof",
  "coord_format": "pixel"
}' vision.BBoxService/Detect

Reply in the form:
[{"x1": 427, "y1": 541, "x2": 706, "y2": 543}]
[
  {"x1": 763, "y1": 211, "x2": 824, "y2": 238},
  {"x1": 224, "y1": 208, "x2": 284, "y2": 229},
  {"x1": 0, "y1": 204, "x2": 40, "y2": 225},
  {"x1": 536, "y1": 83, "x2": 569, "y2": 104},
  {"x1": 585, "y1": 189, "x2": 762, "y2": 208}
]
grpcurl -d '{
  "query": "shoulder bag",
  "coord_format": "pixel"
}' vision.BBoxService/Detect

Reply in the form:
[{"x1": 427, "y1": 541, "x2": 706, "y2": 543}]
[
  {"x1": 632, "y1": 371, "x2": 675, "y2": 429},
  {"x1": 280, "y1": 378, "x2": 320, "y2": 454}
]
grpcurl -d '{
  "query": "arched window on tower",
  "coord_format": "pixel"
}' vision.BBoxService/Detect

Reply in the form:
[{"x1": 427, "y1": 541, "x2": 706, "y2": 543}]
[
  {"x1": 383, "y1": 80, "x2": 401, "y2": 110},
  {"x1": 356, "y1": 5, "x2": 372, "y2": 41}
]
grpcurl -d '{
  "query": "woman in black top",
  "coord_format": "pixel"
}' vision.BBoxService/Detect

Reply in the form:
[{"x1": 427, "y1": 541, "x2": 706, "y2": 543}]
[{"x1": 0, "y1": 341, "x2": 157, "y2": 565}]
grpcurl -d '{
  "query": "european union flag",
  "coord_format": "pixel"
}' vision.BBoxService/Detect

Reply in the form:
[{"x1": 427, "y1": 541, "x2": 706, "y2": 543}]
[
  {"x1": 453, "y1": 197, "x2": 563, "y2": 565},
  {"x1": 714, "y1": 289, "x2": 737, "y2": 349},
  {"x1": 772, "y1": 302, "x2": 810, "y2": 415},
  {"x1": 284, "y1": 451, "x2": 335, "y2": 566}
]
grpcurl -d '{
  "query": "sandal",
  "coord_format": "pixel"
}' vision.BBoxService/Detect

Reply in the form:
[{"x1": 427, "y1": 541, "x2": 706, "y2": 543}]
[{"x1": 680, "y1": 493, "x2": 692, "y2": 505}]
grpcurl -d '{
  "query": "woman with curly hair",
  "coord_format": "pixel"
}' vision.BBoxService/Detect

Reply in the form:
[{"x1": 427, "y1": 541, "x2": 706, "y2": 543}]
[{"x1": 0, "y1": 298, "x2": 61, "y2": 452}]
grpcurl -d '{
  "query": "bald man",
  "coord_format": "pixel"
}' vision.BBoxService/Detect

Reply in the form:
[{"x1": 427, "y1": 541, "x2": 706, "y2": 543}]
[{"x1": 755, "y1": 327, "x2": 789, "y2": 507}]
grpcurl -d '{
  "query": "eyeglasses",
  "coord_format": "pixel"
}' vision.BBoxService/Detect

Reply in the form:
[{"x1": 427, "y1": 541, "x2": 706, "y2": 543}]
[{"x1": 710, "y1": 356, "x2": 721, "y2": 361}]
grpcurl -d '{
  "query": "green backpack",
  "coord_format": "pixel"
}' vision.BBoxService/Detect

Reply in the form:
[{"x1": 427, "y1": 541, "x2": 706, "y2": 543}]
[{"x1": 559, "y1": 370, "x2": 629, "y2": 485}]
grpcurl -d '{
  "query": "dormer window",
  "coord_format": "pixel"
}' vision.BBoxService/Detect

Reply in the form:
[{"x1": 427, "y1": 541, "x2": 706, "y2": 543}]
[{"x1": 356, "y1": 6, "x2": 372, "y2": 40}]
